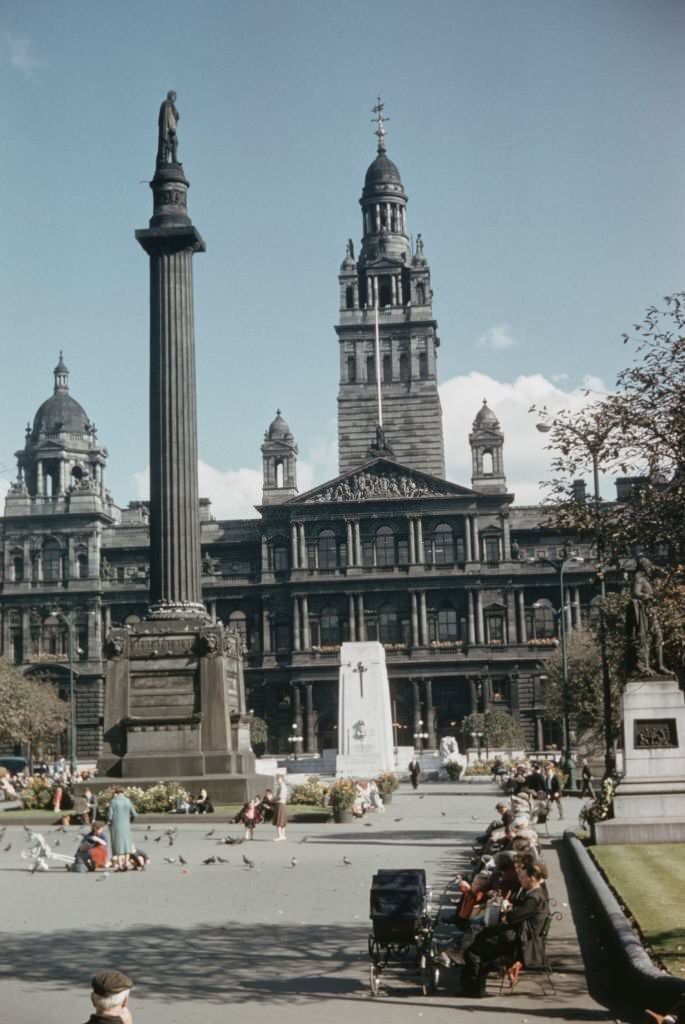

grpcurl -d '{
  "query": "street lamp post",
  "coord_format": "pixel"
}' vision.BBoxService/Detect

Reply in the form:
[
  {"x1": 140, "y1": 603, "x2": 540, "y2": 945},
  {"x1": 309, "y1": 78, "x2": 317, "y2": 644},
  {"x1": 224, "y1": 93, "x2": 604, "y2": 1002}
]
[
  {"x1": 536, "y1": 416, "x2": 616, "y2": 777},
  {"x1": 47, "y1": 610, "x2": 77, "y2": 774},
  {"x1": 413, "y1": 719, "x2": 429, "y2": 754},
  {"x1": 287, "y1": 723, "x2": 303, "y2": 760}
]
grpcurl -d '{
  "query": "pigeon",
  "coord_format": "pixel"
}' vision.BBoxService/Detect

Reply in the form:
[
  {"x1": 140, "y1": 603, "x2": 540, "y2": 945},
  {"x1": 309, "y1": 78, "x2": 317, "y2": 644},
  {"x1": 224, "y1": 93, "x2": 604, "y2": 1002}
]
[
  {"x1": 393, "y1": 817, "x2": 403, "y2": 823},
  {"x1": 217, "y1": 856, "x2": 229, "y2": 864},
  {"x1": 146, "y1": 824, "x2": 152, "y2": 832},
  {"x1": 343, "y1": 856, "x2": 352, "y2": 866},
  {"x1": 203, "y1": 856, "x2": 218, "y2": 865},
  {"x1": 54, "y1": 840, "x2": 60, "y2": 847},
  {"x1": 164, "y1": 857, "x2": 177, "y2": 864},
  {"x1": 419, "y1": 794, "x2": 425, "y2": 800},
  {"x1": 167, "y1": 837, "x2": 175, "y2": 847},
  {"x1": 290, "y1": 857, "x2": 298, "y2": 868},
  {"x1": 179, "y1": 855, "x2": 188, "y2": 866},
  {"x1": 154, "y1": 835, "x2": 162, "y2": 843},
  {"x1": 4, "y1": 843, "x2": 12, "y2": 852},
  {"x1": 441, "y1": 811, "x2": 447, "y2": 817},
  {"x1": 242, "y1": 854, "x2": 255, "y2": 869},
  {"x1": 363, "y1": 822, "x2": 373, "y2": 827},
  {"x1": 205, "y1": 829, "x2": 215, "y2": 837}
]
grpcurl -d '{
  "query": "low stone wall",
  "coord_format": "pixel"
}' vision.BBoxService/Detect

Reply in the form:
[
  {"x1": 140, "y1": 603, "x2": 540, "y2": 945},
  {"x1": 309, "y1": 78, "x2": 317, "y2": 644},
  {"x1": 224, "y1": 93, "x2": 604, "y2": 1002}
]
[{"x1": 564, "y1": 831, "x2": 685, "y2": 1011}]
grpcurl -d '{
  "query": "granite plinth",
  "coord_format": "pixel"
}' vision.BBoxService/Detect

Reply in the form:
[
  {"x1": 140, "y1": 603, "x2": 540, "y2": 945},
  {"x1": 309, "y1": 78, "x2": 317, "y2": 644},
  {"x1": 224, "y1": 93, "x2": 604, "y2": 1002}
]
[
  {"x1": 596, "y1": 676, "x2": 685, "y2": 844},
  {"x1": 85, "y1": 772, "x2": 273, "y2": 805}
]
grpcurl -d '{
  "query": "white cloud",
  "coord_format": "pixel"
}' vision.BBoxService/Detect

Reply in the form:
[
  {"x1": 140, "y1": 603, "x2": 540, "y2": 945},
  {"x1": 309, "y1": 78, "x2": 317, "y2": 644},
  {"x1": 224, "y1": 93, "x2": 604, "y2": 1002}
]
[
  {"x1": 439, "y1": 371, "x2": 611, "y2": 503},
  {"x1": 3, "y1": 32, "x2": 40, "y2": 77},
  {"x1": 478, "y1": 322, "x2": 519, "y2": 350},
  {"x1": 130, "y1": 433, "x2": 338, "y2": 520}
]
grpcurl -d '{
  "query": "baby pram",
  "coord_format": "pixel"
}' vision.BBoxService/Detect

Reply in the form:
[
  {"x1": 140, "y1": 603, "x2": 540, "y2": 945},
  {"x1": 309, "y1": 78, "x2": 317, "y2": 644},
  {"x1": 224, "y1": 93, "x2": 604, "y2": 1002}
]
[{"x1": 368, "y1": 868, "x2": 440, "y2": 996}]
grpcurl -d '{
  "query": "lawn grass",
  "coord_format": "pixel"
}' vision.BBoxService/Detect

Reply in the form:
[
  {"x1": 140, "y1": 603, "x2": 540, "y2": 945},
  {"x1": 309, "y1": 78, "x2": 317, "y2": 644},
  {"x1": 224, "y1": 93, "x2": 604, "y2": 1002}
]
[{"x1": 591, "y1": 843, "x2": 685, "y2": 978}]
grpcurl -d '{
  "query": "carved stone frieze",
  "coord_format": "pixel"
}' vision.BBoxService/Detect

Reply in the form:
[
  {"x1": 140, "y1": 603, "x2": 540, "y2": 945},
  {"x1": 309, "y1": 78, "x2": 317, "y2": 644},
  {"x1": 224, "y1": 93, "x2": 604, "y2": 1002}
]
[{"x1": 307, "y1": 469, "x2": 451, "y2": 503}]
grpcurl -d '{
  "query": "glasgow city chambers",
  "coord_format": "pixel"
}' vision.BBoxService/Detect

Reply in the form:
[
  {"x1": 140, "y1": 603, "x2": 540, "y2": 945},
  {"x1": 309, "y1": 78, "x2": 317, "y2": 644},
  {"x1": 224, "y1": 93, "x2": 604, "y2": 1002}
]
[{"x1": 0, "y1": 121, "x2": 612, "y2": 762}]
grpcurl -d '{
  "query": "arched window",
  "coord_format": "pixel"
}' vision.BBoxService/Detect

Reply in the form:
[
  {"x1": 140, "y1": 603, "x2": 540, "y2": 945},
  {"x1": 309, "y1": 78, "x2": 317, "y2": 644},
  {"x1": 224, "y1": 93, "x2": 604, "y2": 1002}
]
[
  {"x1": 317, "y1": 529, "x2": 337, "y2": 570},
  {"x1": 418, "y1": 351, "x2": 428, "y2": 379},
  {"x1": 320, "y1": 607, "x2": 341, "y2": 645},
  {"x1": 376, "y1": 526, "x2": 395, "y2": 567},
  {"x1": 345, "y1": 286, "x2": 354, "y2": 309},
  {"x1": 228, "y1": 610, "x2": 248, "y2": 645},
  {"x1": 77, "y1": 550, "x2": 88, "y2": 579},
  {"x1": 378, "y1": 277, "x2": 392, "y2": 307},
  {"x1": 532, "y1": 599, "x2": 555, "y2": 639},
  {"x1": 347, "y1": 355, "x2": 356, "y2": 382},
  {"x1": 272, "y1": 539, "x2": 289, "y2": 572},
  {"x1": 399, "y1": 352, "x2": 409, "y2": 383},
  {"x1": 383, "y1": 353, "x2": 392, "y2": 383},
  {"x1": 433, "y1": 523, "x2": 454, "y2": 564},
  {"x1": 42, "y1": 614, "x2": 66, "y2": 656},
  {"x1": 11, "y1": 550, "x2": 24, "y2": 582},
  {"x1": 43, "y1": 540, "x2": 61, "y2": 581},
  {"x1": 482, "y1": 450, "x2": 494, "y2": 474},
  {"x1": 416, "y1": 282, "x2": 426, "y2": 305},
  {"x1": 379, "y1": 603, "x2": 401, "y2": 643},
  {"x1": 437, "y1": 606, "x2": 459, "y2": 641}
]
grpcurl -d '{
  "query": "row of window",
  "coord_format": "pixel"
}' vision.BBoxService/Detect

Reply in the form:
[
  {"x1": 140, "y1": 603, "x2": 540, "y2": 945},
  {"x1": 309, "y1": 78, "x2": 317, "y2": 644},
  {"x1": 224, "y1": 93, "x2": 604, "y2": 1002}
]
[
  {"x1": 346, "y1": 350, "x2": 430, "y2": 383},
  {"x1": 9, "y1": 543, "x2": 89, "y2": 582}
]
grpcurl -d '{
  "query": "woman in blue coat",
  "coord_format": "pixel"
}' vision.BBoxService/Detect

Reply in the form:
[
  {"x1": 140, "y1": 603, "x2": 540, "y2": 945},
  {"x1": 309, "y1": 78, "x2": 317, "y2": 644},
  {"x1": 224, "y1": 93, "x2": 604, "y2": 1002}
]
[{"x1": 107, "y1": 787, "x2": 136, "y2": 870}]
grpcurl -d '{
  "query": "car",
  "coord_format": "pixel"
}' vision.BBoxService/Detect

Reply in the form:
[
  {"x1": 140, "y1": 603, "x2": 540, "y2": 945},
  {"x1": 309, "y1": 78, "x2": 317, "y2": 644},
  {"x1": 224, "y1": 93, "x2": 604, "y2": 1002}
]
[{"x1": 0, "y1": 756, "x2": 28, "y2": 776}]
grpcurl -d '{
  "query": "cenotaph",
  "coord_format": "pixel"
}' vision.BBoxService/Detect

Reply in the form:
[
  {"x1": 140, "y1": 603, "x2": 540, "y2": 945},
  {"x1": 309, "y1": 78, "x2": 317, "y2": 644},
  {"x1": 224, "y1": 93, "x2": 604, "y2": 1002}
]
[{"x1": 336, "y1": 642, "x2": 395, "y2": 777}]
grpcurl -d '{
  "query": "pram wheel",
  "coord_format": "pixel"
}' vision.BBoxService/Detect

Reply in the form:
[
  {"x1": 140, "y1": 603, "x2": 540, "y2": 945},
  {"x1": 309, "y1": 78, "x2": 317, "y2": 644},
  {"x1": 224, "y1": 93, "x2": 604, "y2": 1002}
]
[
  {"x1": 419, "y1": 944, "x2": 440, "y2": 995},
  {"x1": 369, "y1": 964, "x2": 381, "y2": 997}
]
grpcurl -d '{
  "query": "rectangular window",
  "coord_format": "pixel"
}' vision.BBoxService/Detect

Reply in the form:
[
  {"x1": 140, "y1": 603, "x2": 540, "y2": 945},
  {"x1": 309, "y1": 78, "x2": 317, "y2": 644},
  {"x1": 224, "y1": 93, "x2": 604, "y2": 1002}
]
[{"x1": 397, "y1": 539, "x2": 409, "y2": 565}]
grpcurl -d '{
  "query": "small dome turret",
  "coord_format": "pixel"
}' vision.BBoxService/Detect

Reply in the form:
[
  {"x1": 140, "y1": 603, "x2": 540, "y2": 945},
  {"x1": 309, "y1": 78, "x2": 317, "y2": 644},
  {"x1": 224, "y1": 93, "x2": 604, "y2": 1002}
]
[
  {"x1": 31, "y1": 352, "x2": 92, "y2": 442},
  {"x1": 266, "y1": 409, "x2": 293, "y2": 442},
  {"x1": 473, "y1": 399, "x2": 500, "y2": 430}
]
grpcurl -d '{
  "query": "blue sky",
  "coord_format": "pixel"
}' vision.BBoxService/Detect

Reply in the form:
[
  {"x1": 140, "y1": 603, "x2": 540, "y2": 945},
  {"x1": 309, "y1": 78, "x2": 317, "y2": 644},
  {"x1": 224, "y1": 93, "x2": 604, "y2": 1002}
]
[{"x1": 2, "y1": 1, "x2": 684, "y2": 515}]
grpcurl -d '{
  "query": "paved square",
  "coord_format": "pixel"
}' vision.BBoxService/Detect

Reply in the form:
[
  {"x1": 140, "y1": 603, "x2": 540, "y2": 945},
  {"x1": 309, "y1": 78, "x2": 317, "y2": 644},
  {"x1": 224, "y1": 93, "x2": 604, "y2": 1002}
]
[{"x1": 0, "y1": 783, "x2": 611, "y2": 1024}]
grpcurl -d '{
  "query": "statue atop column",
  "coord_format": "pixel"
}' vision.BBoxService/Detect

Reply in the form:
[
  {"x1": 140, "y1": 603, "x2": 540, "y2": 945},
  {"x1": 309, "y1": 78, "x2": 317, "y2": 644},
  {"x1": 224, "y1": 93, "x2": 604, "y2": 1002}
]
[
  {"x1": 157, "y1": 90, "x2": 179, "y2": 166},
  {"x1": 625, "y1": 557, "x2": 669, "y2": 677}
]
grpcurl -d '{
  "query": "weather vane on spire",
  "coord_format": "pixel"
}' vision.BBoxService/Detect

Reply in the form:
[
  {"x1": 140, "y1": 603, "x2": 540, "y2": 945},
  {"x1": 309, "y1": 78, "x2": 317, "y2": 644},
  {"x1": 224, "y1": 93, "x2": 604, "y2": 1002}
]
[{"x1": 371, "y1": 96, "x2": 389, "y2": 152}]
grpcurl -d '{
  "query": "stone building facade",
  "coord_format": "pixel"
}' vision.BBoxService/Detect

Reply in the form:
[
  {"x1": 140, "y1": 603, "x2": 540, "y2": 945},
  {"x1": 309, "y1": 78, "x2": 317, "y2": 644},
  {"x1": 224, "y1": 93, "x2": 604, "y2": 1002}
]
[{"x1": 1, "y1": 132, "x2": 607, "y2": 760}]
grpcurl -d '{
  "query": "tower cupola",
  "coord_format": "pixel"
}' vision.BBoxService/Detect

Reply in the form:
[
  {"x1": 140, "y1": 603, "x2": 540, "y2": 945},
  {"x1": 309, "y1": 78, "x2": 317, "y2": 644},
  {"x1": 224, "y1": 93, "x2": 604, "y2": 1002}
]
[
  {"x1": 261, "y1": 410, "x2": 298, "y2": 504},
  {"x1": 470, "y1": 399, "x2": 507, "y2": 493}
]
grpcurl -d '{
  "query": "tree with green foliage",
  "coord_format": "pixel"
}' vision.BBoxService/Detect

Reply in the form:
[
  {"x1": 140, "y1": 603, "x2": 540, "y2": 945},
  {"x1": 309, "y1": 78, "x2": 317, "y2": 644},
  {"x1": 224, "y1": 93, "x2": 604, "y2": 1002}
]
[
  {"x1": 536, "y1": 293, "x2": 685, "y2": 675},
  {"x1": 463, "y1": 710, "x2": 525, "y2": 755},
  {"x1": 0, "y1": 659, "x2": 69, "y2": 766}
]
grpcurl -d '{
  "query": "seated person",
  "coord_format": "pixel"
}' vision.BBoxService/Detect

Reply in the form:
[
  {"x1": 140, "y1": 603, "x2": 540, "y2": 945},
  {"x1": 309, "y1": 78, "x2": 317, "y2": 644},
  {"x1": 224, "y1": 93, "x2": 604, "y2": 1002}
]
[
  {"x1": 127, "y1": 847, "x2": 149, "y2": 870},
  {"x1": 461, "y1": 859, "x2": 549, "y2": 997},
  {"x1": 476, "y1": 802, "x2": 513, "y2": 846},
  {"x1": 74, "y1": 820, "x2": 109, "y2": 871},
  {"x1": 191, "y1": 788, "x2": 214, "y2": 814}
]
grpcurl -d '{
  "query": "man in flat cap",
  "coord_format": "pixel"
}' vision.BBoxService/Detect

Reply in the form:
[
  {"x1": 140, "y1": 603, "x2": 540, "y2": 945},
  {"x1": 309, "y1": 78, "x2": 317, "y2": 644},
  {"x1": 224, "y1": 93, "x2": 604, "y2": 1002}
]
[{"x1": 84, "y1": 971, "x2": 133, "y2": 1024}]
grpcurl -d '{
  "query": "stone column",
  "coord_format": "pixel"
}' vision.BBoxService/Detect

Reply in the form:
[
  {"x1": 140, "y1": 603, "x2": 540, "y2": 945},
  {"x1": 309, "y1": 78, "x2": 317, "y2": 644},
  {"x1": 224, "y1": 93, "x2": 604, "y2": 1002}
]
[
  {"x1": 412, "y1": 678, "x2": 421, "y2": 738},
  {"x1": 36, "y1": 461, "x2": 44, "y2": 497},
  {"x1": 467, "y1": 591, "x2": 476, "y2": 645},
  {"x1": 419, "y1": 591, "x2": 429, "y2": 646},
  {"x1": 354, "y1": 522, "x2": 362, "y2": 566},
  {"x1": 346, "y1": 521, "x2": 354, "y2": 565},
  {"x1": 208, "y1": 600, "x2": 217, "y2": 622},
  {"x1": 291, "y1": 522, "x2": 299, "y2": 569},
  {"x1": 416, "y1": 518, "x2": 425, "y2": 563},
  {"x1": 305, "y1": 682, "x2": 316, "y2": 752},
  {"x1": 425, "y1": 678, "x2": 437, "y2": 748},
  {"x1": 262, "y1": 605, "x2": 271, "y2": 654},
  {"x1": 517, "y1": 589, "x2": 526, "y2": 643},
  {"x1": 408, "y1": 518, "x2": 416, "y2": 564},
  {"x1": 472, "y1": 514, "x2": 480, "y2": 561},
  {"x1": 292, "y1": 683, "x2": 303, "y2": 750},
  {"x1": 104, "y1": 605, "x2": 112, "y2": 634},
  {"x1": 292, "y1": 596, "x2": 301, "y2": 652},
  {"x1": 410, "y1": 592, "x2": 419, "y2": 646},
  {"x1": 301, "y1": 596, "x2": 311, "y2": 650},
  {"x1": 356, "y1": 593, "x2": 366, "y2": 641},
  {"x1": 260, "y1": 534, "x2": 269, "y2": 574},
  {"x1": 475, "y1": 589, "x2": 484, "y2": 644},
  {"x1": 502, "y1": 515, "x2": 511, "y2": 560},
  {"x1": 298, "y1": 523, "x2": 307, "y2": 569},
  {"x1": 506, "y1": 591, "x2": 516, "y2": 645},
  {"x1": 464, "y1": 516, "x2": 472, "y2": 561},
  {"x1": 348, "y1": 594, "x2": 356, "y2": 641},
  {"x1": 136, "y1": 166, "x2": 206, "y2": 616}
]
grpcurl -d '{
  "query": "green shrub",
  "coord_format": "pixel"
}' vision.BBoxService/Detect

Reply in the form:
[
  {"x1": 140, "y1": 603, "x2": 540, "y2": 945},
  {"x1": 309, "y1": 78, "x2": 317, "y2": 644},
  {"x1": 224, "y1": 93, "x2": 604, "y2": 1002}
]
[
  {"x1": 288, "y1": 775, "x2": 328, "y2": 806},
  {"x1": 579, "y1": 775, "x2": 617, "y2": 827},
  {"x1": 445, "y1": 761, "x2": 464, "y2": 781},
  {"x1": 327, "y1": 778, "x2": 357, "y2": 811},
  {"x1": 376, "y1": 771, "x2": 399, "y2": 798},
  {"x1": 97, "y1": 781, "x2": 190, "y2": 813},
  {"x1": 17, "y1": 776, "x2": 55, "y2": 809}
]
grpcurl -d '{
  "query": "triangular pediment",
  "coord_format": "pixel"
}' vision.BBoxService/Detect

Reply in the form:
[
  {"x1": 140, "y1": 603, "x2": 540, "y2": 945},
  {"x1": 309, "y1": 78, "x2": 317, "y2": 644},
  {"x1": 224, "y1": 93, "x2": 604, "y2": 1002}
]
[{"x1": 288, "y1": 458, "x2": 477, "y2": 505}]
